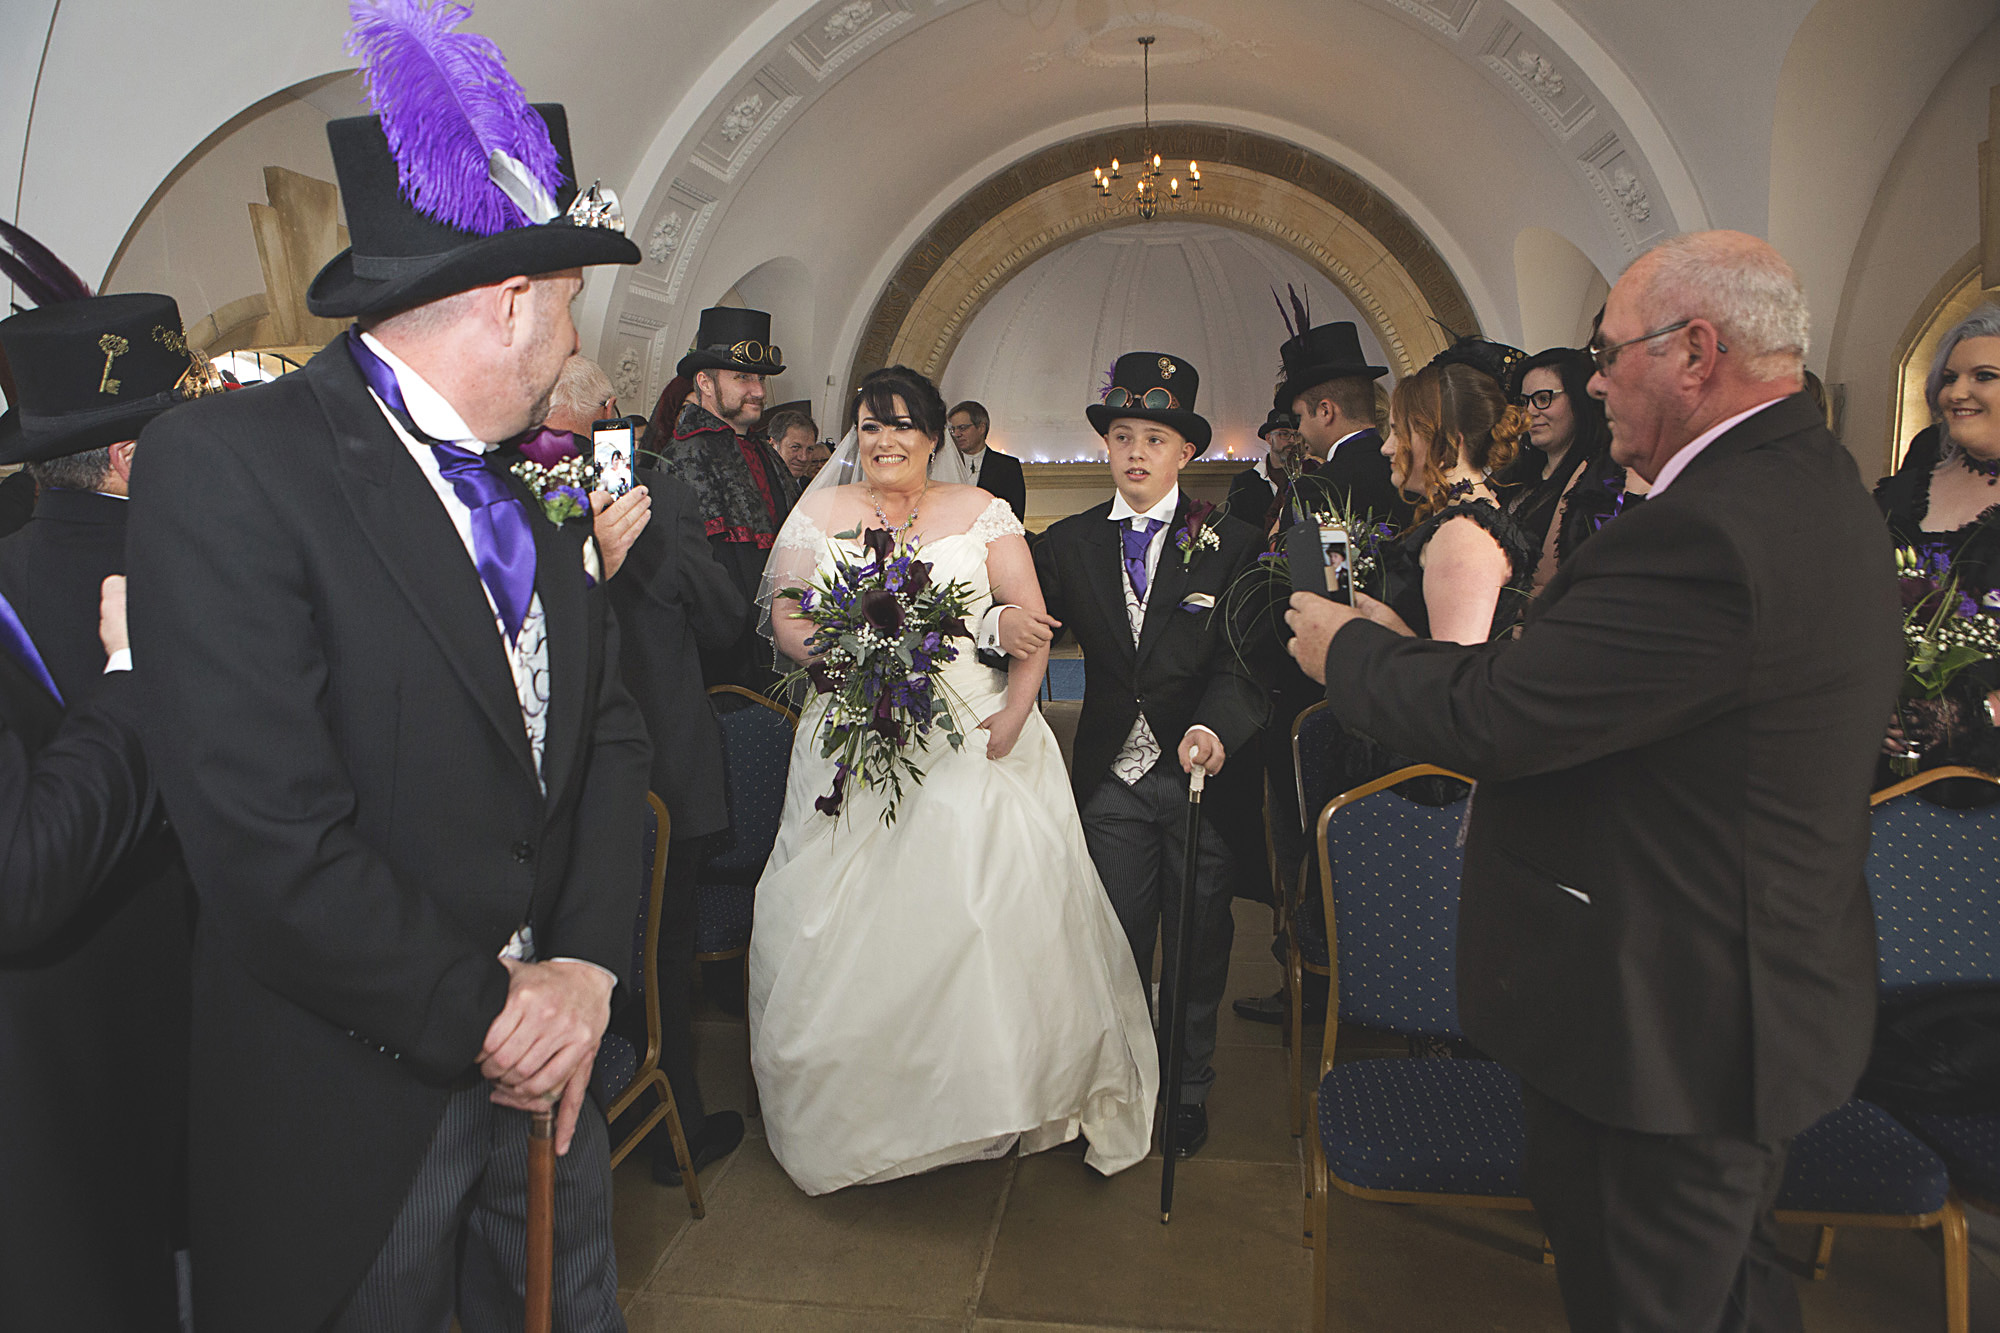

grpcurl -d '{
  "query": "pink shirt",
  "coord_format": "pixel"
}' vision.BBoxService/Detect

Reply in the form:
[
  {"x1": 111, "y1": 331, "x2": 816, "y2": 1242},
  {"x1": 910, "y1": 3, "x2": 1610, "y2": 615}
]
[{"x1": 1646, "y1": 398, "x2": 1787, "y2": 497}]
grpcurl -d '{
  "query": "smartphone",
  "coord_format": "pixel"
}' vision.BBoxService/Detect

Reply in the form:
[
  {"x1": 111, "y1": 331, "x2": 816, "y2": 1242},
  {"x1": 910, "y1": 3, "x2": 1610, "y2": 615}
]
[
  {"x1": 592, "y1": 417, "x2": 635, "y2": 498},
  {"x1": 1287, "y1": 518, "x2": 1352, "y2": 604}
]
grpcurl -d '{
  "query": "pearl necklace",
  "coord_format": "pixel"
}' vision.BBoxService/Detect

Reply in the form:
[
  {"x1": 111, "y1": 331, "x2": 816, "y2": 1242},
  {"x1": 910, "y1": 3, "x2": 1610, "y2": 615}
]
[{"x1": 868, "y1": 479, "x2": 928, "y2": 534}]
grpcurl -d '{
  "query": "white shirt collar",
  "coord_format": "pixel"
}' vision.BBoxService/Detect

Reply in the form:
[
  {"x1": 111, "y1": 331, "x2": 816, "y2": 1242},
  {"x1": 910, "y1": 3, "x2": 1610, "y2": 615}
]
[
  {"x1": 1646, "y1": 397, "x2": 1786, "y2": 497},
  {"x1": 1330, "y1": 427, "x2": 1369, "y2": 452},
  {"x1": 961, "y1": 445, "x2": 986, "y2": 464},
  {"x1": 358, "y1": 331, "x2": 489, "y2": 451},
  {"x1": 1109, "y1": 485, "x2": 1181, "y2": 526}
]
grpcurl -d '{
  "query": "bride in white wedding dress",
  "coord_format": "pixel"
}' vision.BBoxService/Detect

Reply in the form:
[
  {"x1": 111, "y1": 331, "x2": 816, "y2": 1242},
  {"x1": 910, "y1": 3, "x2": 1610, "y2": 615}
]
[{"x1": 748, "y1": 366, "x2": 1158, "y2": 1196}]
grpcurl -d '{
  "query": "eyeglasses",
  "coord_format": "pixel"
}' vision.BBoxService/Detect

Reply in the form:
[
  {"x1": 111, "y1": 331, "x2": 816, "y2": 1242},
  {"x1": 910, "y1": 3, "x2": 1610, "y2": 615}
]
[
  {"x1": 1588, "y1": 320, "x2": 1727, "y2": 373},
  {"x1": 1523, "y1": 388, "x2": 1566, "y2": 411},
  {"x1": 1102, "y1": 386, "x2": 1181, "y2": 411},
  {"x1": 947, "y1": 423, "x2": 982, "y2": 435}
]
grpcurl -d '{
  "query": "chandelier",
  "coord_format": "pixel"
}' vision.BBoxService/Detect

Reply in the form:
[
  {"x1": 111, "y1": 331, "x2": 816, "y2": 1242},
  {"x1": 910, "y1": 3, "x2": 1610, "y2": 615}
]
[{"x1": 1087, "y1": 35, "x2": 1200, "y2": 221}]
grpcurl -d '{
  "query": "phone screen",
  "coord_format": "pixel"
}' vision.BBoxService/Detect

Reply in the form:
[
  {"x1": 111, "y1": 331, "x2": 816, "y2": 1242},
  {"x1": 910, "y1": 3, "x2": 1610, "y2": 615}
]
[
  {"x1": 592, "y1": 419, "x2": 634, "y2": 498},
  {"x1": 1321, "y1": 527, "x2": 1353, "y2": 605}
]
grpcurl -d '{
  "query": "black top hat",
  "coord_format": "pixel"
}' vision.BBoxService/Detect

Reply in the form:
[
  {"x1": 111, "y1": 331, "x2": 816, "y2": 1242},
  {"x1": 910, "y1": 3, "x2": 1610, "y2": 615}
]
[
  {"x1": 1257, "y1": 405, "x2": 1299, "y2": 440},
  {"x1": 0, "y1": 292, "x2": 218, "y2": 464},
  {"x1": 1276, "y1": 321, "x2": 1387, "y2": 407},
  {"x1": 1086, "y1": 352, "x2": 1211, "y2": 453},
  {"x1": 307, "y1": 104, "x2": 639, "y2": 320},
  {"x1": 677, "y1": 307, "x2": 786, "y2": 379}
]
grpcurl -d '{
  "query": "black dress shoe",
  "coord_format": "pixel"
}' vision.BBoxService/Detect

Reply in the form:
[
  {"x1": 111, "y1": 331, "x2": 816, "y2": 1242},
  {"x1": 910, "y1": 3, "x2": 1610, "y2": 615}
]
[
  {"x1": 1168, "y1": 1103, "x2": 1208, "y2": 1159},
  {"x1": 652, "y1": 1110, "x2": 744, "y2": 1186},
  {"x1": 1231, "y1": 988, "x2": 1327, "y2": 1026}
]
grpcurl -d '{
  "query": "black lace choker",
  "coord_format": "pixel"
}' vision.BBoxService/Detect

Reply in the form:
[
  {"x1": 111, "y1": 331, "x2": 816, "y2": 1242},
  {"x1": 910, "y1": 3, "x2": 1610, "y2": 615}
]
[
  {"x1": 1443, "y1": 478, "x2": 1478, "y2": 502},
  {"x1": 1961, "y1": 451, "x2": 2000, "y2": 486}
]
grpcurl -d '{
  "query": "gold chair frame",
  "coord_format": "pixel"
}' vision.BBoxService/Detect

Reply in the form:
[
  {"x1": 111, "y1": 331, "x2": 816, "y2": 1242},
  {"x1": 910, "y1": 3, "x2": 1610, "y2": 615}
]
[
  {"x1": 605, "y1": 792, "x2": 704, "y2": 1218},
  {"x1": 697, "y1": 685, "x2": 800, "y2": 1120},
  {"x1": 1764, "y1": 764, "x2": 2000, "y2": 1333},
  {"x1": 1285, "y1": 701, "x2": 1334, "y2": 1144},
  {"x1": 1306, "y1": 765, "x2": 1538, "y2": 1333}
]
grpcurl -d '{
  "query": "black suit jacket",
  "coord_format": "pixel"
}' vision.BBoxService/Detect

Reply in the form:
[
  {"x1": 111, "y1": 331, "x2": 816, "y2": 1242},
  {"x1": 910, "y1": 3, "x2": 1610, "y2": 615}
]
[
  {"x1": 1323, "y1": 395, "x2": 1901, "y2": 1140},
  {"x1": 0, "y1": 488, "x2": 190, "y2": 1332},
  {"x1": 970, "y1": 449, "x2": 1028, "y2": 524},
  {"x1": 128, "y1": 342, "x2": 651, "y2": 1333},
  {"x1": 1288, "y1": 428, "x2": 1411, "y2": 531},
  {"x1": 0, "y1": 657, "x2": 181, "y2": 1332},
  {"x1": 609, "y1": 467, "x2": 749, "y2": 841},
  {"x1": 1034, "y1": 494, "x2": 1268, "y2": 805}
]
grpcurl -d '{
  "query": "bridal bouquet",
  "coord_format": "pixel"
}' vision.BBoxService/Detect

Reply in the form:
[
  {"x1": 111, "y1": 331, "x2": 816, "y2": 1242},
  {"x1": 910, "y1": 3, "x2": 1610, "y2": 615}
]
[
  {"x1": 778, "y1": 526, "x2": 976, "y2": 825},
  {"x1": 1891, "y1": 543, "x2": 2000, "y2": 775}
]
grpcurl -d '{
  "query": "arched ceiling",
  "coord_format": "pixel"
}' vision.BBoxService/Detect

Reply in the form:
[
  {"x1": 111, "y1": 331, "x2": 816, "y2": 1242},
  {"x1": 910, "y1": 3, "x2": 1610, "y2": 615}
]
[{"x1": 5, "y1": 0, "x2": 1987, "y2": 464}]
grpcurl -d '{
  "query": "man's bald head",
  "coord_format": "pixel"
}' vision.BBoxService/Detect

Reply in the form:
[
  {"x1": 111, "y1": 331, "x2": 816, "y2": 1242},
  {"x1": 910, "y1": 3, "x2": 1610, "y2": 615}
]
[{"x1": 1627, "y1": 230, "x2": 1808, "y2": 388}]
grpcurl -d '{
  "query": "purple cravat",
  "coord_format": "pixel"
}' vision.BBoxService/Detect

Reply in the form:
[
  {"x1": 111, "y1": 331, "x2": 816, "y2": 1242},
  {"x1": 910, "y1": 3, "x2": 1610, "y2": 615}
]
[
  {"x1": 0, "y1": 588, "x2": 59, "y2": 704},
  {"x1": 1120, "y1": 517, "x2": 1165, "y2": 603},
  {"x1": 348, "y1": 332, "x2": 538, "y2": 644}
]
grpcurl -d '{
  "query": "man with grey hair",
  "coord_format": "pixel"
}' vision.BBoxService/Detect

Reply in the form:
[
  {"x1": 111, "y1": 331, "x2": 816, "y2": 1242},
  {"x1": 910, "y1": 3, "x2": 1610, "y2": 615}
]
[{"x1": 1286, "y1": 231, "x2": 1902, "y2": 1330}]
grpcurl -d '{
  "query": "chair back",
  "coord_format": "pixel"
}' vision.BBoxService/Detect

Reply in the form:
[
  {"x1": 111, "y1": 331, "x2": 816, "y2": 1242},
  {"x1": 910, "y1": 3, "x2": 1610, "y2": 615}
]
[
  {"x1": 703, "y1": 686, "x2": 797, "y2": 884},
  {"x1": 1317, "y1": 765, "x2": 1473, "y2": 1039},
  {"x1": 1293, "y1": 701, "x2": 1340, "y2": 838},
  {"x1": 1868, "y1": 767, "x2": 2000, "y2": 999},
  {"x1": 1044, "y1": 657, "x2": 1086, "y2": 702}
]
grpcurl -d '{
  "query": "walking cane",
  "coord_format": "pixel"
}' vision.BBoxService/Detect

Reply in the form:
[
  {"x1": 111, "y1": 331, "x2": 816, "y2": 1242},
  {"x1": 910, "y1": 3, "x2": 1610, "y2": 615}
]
[
  {"x1": 525, "y1": 1107, "x2": 555, "y2": 1333},
  {"x1": 1160, "y1": 761, "x2": 1206, "y2": 1224}
]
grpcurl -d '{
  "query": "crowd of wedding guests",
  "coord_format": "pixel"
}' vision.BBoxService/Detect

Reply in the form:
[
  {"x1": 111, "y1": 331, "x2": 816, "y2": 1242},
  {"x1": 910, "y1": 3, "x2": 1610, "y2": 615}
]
[{"x1": 1, "y1": 118, "x2": 1993, "y2": 1333}]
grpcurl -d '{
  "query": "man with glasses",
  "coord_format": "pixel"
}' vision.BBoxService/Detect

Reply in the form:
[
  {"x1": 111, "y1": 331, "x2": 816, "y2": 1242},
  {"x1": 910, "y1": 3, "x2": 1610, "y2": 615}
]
[
  {"x1": 1286, "y1": 231, "x2": 1901, "y2": 1331},
  {"x1": 945, "y1": 400, "x2": 1026, "y2": 522}
]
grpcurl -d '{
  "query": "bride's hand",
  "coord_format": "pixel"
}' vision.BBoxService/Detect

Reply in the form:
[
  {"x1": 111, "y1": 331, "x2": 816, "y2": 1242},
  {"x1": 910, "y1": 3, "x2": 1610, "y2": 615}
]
[{"x1": 978, "y1": 706, "x2": 1028, "y2": 760}]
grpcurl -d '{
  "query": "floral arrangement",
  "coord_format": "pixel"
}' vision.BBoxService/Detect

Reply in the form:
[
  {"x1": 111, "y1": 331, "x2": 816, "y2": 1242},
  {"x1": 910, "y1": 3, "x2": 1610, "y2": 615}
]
[
  {"x1": 1173, "y1": 498, "x2": 1222, "y2": 568},
  {"x1": 779, "y1": 526, "x2": 976, "y2": 825},
  {"x1": 1892, "y1": 543, "x2": 2000, "y2": 774},
  {"x1": 509, "y1": 454, "x2": 593, "y2": 525}
]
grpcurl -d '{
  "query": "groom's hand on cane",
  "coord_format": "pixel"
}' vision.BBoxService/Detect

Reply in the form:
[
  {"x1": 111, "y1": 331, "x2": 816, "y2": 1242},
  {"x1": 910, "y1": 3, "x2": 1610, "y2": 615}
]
[
  {"x1": 479, "y1": 957, "x2": 614, "y2": 1155},
  {"x1": 1179, "y1": 728, "x2": 1226, "y2": 776}
]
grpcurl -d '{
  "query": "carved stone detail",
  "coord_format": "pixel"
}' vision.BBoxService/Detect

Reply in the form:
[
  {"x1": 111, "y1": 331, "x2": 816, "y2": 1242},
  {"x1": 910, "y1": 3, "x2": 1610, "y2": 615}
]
[
  {"x1": 719, "y1": 94, "x2": 765, "y2": 143},
  {"x1": 1610, "y1": 166, "x2": 1651, "y2": 223},
  {"x1": 647, "y1": 210, "x2": 684, "y2": 266},
  {"x1": 611, "y1": 346, "x2": 644, "y2": 403},
  {"x1": 824, "y1": 1, "x2": 873, "y2": 40}
]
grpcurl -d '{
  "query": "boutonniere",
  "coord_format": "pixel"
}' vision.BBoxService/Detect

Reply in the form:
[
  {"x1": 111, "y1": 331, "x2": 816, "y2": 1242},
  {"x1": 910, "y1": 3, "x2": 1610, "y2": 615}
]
[
  {"x1": 1174, "y1": 498, "x2": 1221, "y2": 568},
  {"x1": 508, "y1": 455, "x2": 592, "y2": 526}
]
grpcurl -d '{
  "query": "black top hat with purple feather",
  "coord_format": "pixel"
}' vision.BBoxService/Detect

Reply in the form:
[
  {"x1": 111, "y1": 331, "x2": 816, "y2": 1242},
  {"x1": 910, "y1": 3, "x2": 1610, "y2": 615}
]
[
  {"x1": 1086, "y1": 352, "x2": 1211, "y2": 453},
  {"x1": 306, "y1": 0, "x2": 639, "y2": 320},
  {"x1": 1272, "y1": 285, "x2": 1387, "y2": 409}
]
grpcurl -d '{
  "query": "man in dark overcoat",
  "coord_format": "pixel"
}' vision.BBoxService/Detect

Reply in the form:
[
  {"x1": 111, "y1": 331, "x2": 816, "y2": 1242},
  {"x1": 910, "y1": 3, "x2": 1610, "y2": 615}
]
[{"x1": 128, "y1": 99, "x2": 650, "y2": 1331}]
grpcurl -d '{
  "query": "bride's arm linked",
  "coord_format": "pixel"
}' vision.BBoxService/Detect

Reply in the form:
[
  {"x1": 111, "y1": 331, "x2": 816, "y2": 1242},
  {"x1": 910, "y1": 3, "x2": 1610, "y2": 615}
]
[{"x1": 979, "y1": 529, "x2": 1048, "y2": 760}]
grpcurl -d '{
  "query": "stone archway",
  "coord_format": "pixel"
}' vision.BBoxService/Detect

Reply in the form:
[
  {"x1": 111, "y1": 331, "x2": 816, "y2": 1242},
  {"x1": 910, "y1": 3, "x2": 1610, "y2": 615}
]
[{"x1": 847, "y1": 124, "x2": 1480, "y2": 395}]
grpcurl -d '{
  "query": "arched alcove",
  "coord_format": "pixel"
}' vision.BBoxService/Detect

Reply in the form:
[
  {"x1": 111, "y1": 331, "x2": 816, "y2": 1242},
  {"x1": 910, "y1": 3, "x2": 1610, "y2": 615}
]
[
  {"x1": 846, "y1": 124, "x2": 1479, "y2": 400},
  {"x1": 939, "y1": 221, "x2": 1385, "y2": 464},
  {"x1": 1890, "y1": 249, "x2": 1990, "y2": 470},
  {"x1": 1512, "y1": 228, "x2": 1609, "y2": 353}
]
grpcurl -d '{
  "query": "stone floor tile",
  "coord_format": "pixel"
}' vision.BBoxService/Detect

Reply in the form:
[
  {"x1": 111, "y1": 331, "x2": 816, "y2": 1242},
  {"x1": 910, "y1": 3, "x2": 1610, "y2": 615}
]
[
  {"x1": 1313, "y1": 1186, "x2": 1562, "y2": 1331},
  {"x1": 979, "y1": 1154, "x2": 1308, "y2": 1332},
  {"x1": 625, "y1": 1292, "x2": 960, "y2": 1331},
  {"x1": 646, "y1": 1136, "x2": 1011, "y2": 1316},
  {"x1": 612, "y1": 1150, "x2": 695, "y2": 1300},
  {"x1": 1786, "y1": 1222, "x2": 2000, "y2": 1332},
  {"x1": 972, "y1": 1322, "x2": 1194, "y2": 1333},
  {"x1": 1199, "y1": 1045, "x2": 1303, "y2": 1167}
]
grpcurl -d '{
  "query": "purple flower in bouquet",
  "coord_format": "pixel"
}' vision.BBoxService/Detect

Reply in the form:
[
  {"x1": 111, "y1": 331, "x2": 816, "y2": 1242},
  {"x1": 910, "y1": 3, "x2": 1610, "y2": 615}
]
[
  {"x1": 815, "y1": 763, "x2": 850, "y2": 817},
  {"x1": 862, "y1": 526, "x2": 896, "y2": 568},
  {"x1": 860, "y1": 588, "x2": 905, "y2": 635}
]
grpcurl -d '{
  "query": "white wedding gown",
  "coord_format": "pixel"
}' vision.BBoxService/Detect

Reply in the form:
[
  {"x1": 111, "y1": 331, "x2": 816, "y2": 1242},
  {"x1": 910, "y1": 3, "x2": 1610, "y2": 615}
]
[{"x1": 749, "y1": 497, "x2": 1159, "y2": 1195}]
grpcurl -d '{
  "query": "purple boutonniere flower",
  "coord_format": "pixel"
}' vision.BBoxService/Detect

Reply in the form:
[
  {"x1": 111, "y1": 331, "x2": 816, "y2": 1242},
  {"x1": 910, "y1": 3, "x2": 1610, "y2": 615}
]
[{"x1": 1174, "y1": 498, "x2": 1222, "y2": 568}]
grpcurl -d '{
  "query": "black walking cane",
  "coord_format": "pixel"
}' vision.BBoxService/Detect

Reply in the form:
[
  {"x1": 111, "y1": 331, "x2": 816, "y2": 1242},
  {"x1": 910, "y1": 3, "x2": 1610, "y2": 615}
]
[
  {"x1": 525, "y1": 1107, "x2": 555, "y2": 1333},
  {"x1": 1159, "y1": 761, "x2": 1206, "y2": 1223}
]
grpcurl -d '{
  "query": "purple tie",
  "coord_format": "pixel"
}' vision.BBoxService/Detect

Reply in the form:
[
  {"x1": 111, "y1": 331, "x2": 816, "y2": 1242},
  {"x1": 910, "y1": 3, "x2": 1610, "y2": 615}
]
[
  {"x1": 0, "y1": 588, "x2": 59, "y2": 704},
  {"x1": 1120, "y1": 517, "x2": 1165, "y2": 602},
  {"x1": 347, "y1": 332, "x2": 538, "y2": 644}
]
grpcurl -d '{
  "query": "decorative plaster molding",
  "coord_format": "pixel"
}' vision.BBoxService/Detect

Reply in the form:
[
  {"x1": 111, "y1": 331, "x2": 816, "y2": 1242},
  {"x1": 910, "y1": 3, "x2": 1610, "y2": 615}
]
[
  {"x1": 647, "y1": 210, "x2": 685, "y2": 265},
  {"x1": 611, "y1": 345, "x2": 644, "y2": 403},
  {"x1": 790, "y1": 0, "x2": 913, "y2": 82},
  {"x1": 719, "y1": 95, "x2": 765, "y2": 142},
  {"x1": 1481, "y1": 22, "x2": 1594, "y2": 139},
  {"x1": 1577, "y1": 131, "x2": 1666, "y2": 252},
  {"x1": 824, "y1": 1, "x2": 873, "y2": 40},
  {"x1": 1021, "y1": 12, "x2": 1267, "y2": 75},
  {"x1": 1382, "y1": 0, "x2": 1479, "y2": 38},
  {"x1": 693, "y1": 67, "x2": 802, "y2": 182}
]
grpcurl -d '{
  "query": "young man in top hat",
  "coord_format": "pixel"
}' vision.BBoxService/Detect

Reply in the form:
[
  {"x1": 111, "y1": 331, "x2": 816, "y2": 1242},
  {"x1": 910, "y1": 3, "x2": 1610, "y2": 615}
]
[
  {"x1": 1031, "y1": 352, "x2": 1266, "y2": 1155},
  {"x1": 1277, "y1": 319, "x2": 1408, "y2": 532},
  {"x1": 658, "y1": 305, "x2": 792, "y2": 690},
  {"x1": 127, "y1": 27, "x2": 651, "y2": 1328},
  {"x1": 0, "y1": 289, "x2": 214, "y2": 1331}
]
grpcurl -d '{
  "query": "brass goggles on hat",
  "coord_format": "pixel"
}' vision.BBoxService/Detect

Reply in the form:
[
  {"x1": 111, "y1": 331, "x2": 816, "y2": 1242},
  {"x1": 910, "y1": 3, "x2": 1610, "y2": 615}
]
[{"x1": 1101, "y1": 385, "x2": 1181, "y2": 411}]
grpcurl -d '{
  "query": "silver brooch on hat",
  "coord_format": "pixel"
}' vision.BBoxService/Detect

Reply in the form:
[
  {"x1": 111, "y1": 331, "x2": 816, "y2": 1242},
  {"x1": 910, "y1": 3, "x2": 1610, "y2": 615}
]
[{"x1": 565, "y1": 181, "x2": 625, "y2": 233}]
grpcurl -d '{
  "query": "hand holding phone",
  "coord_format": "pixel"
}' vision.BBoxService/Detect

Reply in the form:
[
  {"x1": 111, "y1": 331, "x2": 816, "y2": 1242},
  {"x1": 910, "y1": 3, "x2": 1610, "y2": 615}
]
[
  {"x1": 1286, "y1": 519, "x2": 1353, "y2": 605},
  {"x1": 592, "y1": 417, "x2": 635, "y2": 498}
]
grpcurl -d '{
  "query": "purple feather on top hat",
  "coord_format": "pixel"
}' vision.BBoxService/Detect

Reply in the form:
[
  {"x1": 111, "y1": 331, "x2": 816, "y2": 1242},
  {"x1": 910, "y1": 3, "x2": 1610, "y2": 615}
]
[
  {"x1": 0, "y1": 219, "x2": 93, "y2": 310},
  {"x1": 345, "y1": 0, "x2": 565, "y2": 237}
]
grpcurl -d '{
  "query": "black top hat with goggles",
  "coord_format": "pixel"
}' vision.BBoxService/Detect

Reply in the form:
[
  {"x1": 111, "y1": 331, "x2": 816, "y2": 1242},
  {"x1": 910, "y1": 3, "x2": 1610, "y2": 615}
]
[
  {"x1": 677, "y1": 307, "x2": 786, "y2": 380},
  {"x1": 1086, "y1": 352, "x2": 1211, "y2": 454}
]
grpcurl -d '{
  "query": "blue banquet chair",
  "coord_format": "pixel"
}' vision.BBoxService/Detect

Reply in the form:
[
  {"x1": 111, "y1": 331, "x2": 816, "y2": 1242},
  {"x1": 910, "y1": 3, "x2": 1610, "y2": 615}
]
[
  {"x1": 696, "y1": 686, "x2": 798, "y2": 1116},
  {"x1": 1284, "y1": 701, "x2": 1340, "y2": 1137},
  {"x1": 1305, "y1": 765, "x2": 1536, "y2": 1333},
  {"x1": 593, "y1": 792, "x2": 705, "y2": 1217}
]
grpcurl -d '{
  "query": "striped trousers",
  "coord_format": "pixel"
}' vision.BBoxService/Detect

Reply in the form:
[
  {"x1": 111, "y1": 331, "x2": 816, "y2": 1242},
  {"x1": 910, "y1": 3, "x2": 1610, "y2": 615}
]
[{"x1": 323, "y1": 1082, "x2": 623, "y2": 1332}]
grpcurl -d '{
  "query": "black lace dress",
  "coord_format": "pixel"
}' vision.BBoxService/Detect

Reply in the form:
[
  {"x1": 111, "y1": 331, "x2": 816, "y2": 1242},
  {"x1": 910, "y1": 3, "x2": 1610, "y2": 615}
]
[
  {"x1": 1333, "y1": 498, "x2": 1538, "y2": 803},
  {"x1": 1874, "y1": 425, "x2": 2000, "y2": 790}
]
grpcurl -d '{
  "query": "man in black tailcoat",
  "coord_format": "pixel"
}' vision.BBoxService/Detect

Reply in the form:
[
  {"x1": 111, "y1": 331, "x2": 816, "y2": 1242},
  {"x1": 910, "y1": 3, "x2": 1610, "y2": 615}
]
[
  {"x1": 1032, "y1": 352, "x2": 1267, "y2": 1157},
  {"x1": 658, "y1": 305, "x2": 793, "y2": 691},
  {"x1": 1286, "y1": 232, "x2": 1902, "y2": 1331},
  {"x1": 128, "y1": 99, "x2": 649, "y2": 1332},
  {"x1": 0, "y1": 290, "x2": 211, "y2": 1332},
  {"x1": 1278, "y1": 320, "x2": 1408, "y2": 534}
]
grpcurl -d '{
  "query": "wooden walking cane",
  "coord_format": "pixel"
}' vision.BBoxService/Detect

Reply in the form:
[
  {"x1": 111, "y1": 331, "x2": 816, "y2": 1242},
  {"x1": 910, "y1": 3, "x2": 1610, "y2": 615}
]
[
  {"x1": 525, "y1": 1107, "x2": 555, "y2": 1333},
  {"x1": 1160, "y1": 762, "x2": 1206, "y2": 1224}
]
